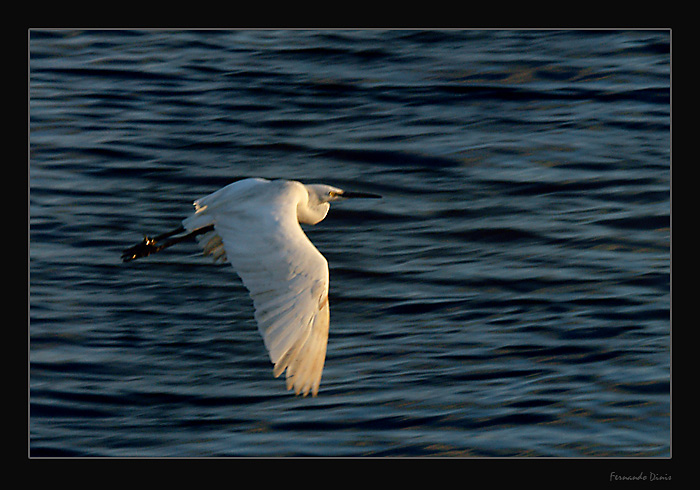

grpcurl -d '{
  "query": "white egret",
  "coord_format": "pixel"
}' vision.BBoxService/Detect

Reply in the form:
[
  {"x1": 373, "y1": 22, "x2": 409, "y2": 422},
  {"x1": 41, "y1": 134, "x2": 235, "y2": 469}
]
[{"x1": 122, "y1": 178, "x2": 381, "y2": 397}]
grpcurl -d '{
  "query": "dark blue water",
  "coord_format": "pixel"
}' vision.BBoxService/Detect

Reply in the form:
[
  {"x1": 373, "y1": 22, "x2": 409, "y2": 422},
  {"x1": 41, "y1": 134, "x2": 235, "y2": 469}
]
[{"x1": 29, "y1": 30, "x2": 670, "y2": 457}]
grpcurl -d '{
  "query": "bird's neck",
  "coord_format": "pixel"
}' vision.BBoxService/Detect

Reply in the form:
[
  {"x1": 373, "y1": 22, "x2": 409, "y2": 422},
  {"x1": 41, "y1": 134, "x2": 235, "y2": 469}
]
[{"x1": 297, "y1": 201, "x2": 329, "y2": 225}]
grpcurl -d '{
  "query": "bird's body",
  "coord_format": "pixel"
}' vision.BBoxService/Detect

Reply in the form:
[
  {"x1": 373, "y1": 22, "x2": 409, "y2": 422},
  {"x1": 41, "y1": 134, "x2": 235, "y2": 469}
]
[{"x1": 122, "y1": 178, "x2": 380, "y2": 397}]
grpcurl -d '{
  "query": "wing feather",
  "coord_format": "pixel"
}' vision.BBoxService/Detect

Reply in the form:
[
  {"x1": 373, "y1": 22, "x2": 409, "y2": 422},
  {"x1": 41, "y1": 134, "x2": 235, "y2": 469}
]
[{"x1": 183, "y1": 179, "x2": 330, "y2": 396}]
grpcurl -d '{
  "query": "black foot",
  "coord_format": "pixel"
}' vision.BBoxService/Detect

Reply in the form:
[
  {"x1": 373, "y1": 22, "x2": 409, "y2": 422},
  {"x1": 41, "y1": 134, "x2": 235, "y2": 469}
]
[{"x1": 121, "y1": 237, "x2": 160, "y2": 262}]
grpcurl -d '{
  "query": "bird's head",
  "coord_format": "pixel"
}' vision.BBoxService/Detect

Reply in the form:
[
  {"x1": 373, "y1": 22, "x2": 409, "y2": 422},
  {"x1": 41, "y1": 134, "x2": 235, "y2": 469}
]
[
  {"x1": 305, "y1": 184, "x2": 382, "y2": 204},
  {"x1": 299, "y1": 183, "x2": 382, "y2": 225}
]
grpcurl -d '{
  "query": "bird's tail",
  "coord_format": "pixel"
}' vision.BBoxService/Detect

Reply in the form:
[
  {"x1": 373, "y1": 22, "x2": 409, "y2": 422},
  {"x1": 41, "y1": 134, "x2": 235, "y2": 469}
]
[{"x1": 121, "y1": 224, "x2": 214, "y2": 262}]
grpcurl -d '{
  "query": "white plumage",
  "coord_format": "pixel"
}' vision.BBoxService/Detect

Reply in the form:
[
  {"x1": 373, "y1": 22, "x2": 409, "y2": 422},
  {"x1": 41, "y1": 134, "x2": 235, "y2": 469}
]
[{"x1": 124, "y1": 177, "x2": 380, "y2": 397}]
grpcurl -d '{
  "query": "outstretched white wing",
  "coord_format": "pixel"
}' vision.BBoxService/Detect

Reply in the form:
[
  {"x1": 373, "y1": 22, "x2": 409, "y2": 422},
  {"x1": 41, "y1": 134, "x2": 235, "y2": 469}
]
[{"x1": 183, "y1": 179, "x2": 329, "y2": 397}]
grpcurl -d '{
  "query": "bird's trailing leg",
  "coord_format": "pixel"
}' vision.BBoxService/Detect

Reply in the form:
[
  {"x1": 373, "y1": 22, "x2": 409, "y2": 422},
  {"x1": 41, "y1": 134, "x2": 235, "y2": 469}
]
[{"x1": 121, "y1": 224, "x2": 215, "y2": 262}]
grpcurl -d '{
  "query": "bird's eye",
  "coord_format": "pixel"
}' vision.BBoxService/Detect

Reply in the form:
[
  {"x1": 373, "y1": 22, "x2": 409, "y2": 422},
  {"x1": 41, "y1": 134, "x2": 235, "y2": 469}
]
[{"x1": 328, "y1": 191, "x2": 335, "y2": 197}]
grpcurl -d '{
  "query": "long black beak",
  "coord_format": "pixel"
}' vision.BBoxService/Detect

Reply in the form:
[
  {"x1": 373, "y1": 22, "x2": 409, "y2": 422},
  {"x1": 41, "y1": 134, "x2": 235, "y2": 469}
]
[{"x1": 341, "y1": 190, "x2": 382, "y2": 199}]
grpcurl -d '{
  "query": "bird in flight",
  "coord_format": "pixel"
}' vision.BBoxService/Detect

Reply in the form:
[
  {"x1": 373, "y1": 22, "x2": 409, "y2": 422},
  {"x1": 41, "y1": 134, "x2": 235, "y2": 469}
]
[{"x1": 121, "y1": 178, "x2": 381, "y2": 397}]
